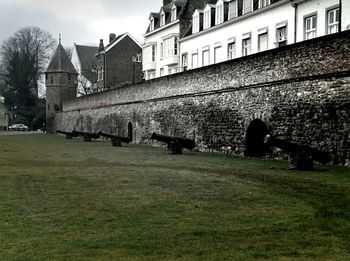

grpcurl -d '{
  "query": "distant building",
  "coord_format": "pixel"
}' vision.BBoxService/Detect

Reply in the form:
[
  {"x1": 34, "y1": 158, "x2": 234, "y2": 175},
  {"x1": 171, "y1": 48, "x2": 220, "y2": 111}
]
[
  {"x1": 71, "y1": 44, "x2": 99, "y2": 95},
  {"x1": 96, "y1": 33, "x2": 142, "y2": 91},
  {"x1": 45, "y1": 40, "x2": 78, "y2": 133},
  {"x1": 0, "y1": 95, "x2": 9, "y2": 130}
]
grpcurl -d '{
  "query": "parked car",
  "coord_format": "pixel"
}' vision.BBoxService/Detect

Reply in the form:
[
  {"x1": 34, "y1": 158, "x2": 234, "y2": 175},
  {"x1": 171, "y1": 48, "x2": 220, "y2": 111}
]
[{"x1": 8, "y1": 124, "x2": 29, "y2": 131}]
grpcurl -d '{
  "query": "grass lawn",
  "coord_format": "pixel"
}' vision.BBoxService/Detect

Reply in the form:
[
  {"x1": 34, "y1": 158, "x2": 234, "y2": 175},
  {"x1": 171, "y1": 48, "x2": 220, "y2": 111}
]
[{"x1": 0, "y1": 134, "x2": 350, "y2": 260}]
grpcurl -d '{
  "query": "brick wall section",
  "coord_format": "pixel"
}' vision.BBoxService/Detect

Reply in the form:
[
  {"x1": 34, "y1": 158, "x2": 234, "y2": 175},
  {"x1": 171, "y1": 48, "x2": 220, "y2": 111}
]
[{"x1": 57, "y1": 31, "x2": 350, "y2": 163}]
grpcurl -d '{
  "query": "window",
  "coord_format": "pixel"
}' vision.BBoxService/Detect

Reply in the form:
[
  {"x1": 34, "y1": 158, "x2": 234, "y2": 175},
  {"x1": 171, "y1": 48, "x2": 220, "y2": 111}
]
[
  {"x1": 182, "y1": 53, "x2": 188, "y2": 71},
  {"x1": 148, "y1": 71, "x2": 156, "y2": 80},
  {"x1": 160, "y1": 43, "x2": 164, "y2": 59},
  {"x1": 202, "y1": 49, "x2": 210, "y2": 66},
  {"x1": 276, "y1": 25, "x2": 287, "y2": 47},
  {"x1": 50, "y1": 76, "x2": 53, "y2": 84},
  {"x1": 216, "y1": 4, "x2": 224, "y2": 25},
  {"x1": 214, "y1": 46, "x2": 221, "y2": 63},
  {"x1": 243, "y1": 0, "x2": 252, "y2": 14},
  {"x1": 68, "y1": 74, "x2": 71, "y2": 81},
  {"x1": 160, "y1": 68, "x2": 164, "y2": 77},
  {"x1": 242, "y1": 37, "x2": 251, "y2": 56},
  {"x1": 163, "y1": 36, "x2": 178, "y2": 57},
  {"x1": 228, "y1": 41, "x2": 236, "y2": 59},
  {"x1": 192, "y1": 53, "x2": 198, "y2": 69},
  {"x1": 204, "y1": 10, "x2": 211, "y2": 29},
  {"x1": 171, "y1": 7, "x2": 177, "y2": 21},
  {"x1": 259, "y1": 0, "x2": 269, "y2": 8},
  {"x1": 258, "y1": 32, "x2": 268, "y2": 52},
  {"x1": 150, "y1": 18, "x2": 155, "y2": 31},
  {"x1": 143, "y1": 44, "x2": 157, "y2": 64},
  {"x1": 327, "y1": 8, "x2": 339, "y2": 34},
  {"x1": 229, "y1": 0, "x2": 237, "y2": 19},
  {"x1": 304, "y1": 15, "x2": 317, "y2": 40},
  {"x1": 160, "y1": 12, "x2": 165, "y2": 27},
  {"x1": 193, "y1": 15, "x2": 200, "y2": 33},
  {"x1": 152, "y1": 45, "x2": 156, "y2": 61}
]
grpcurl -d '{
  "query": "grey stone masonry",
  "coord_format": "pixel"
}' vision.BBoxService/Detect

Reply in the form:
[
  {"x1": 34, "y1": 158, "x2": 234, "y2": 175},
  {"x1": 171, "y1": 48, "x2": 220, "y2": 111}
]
[{"x1": 56, "y1": 30, "x2": 350, "y2": 164}]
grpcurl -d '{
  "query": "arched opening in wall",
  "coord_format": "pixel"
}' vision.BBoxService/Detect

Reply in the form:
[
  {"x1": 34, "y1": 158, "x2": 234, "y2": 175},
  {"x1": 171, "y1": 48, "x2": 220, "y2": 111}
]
[
  {"x1": 128, "y1": 122, "x2": 133, "y2": 142},
  {"x1": 244, "y1": 119, "x2": 269, "y2": 157}
]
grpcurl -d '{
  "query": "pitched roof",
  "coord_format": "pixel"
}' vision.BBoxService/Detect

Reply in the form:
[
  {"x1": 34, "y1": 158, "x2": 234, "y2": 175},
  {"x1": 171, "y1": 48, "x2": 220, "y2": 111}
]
[
  {"x1": 74, "y1": 44, "x2": 98, "y2": 83},
  {"x1": 46, "y1": 43, "x2": 78, "y2": 74},
  {"x1": 146, "y1": 0, "x2": 188, "y2": 34}
]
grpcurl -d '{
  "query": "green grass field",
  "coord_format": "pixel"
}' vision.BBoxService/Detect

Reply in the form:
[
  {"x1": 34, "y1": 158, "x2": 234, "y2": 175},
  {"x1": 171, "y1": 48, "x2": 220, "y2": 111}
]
[{"x1": 0, "y1": 134, "x2": 350, "y2": 260}]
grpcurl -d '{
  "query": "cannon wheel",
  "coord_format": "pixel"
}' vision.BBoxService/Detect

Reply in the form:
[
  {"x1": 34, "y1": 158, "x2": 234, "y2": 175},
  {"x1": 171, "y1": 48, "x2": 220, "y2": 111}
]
[
  {"x1": 83, "y1": 135, "x2": 92, "y2": 142},
  {"x1": 111, "y1": 138, "x2": 122, "y2": 147},
  {"x1": 167, "y1": 141, "x2": 183, "y2": 155}
]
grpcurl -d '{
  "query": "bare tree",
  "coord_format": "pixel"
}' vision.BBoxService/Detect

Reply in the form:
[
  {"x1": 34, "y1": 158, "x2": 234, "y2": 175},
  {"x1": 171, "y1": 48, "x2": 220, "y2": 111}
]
[{"x1": 0, "y1": 26, "x2": 56, "y2": 127}]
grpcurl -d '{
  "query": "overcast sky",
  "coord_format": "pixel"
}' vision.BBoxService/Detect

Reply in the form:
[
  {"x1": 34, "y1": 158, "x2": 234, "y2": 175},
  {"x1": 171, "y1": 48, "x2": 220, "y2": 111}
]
[{"x1": 0, "y1": 0, "x2": 161, "y2": 48}]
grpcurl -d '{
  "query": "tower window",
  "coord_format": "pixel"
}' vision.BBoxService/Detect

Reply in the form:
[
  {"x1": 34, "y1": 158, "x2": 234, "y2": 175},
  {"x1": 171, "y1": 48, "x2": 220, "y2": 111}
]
[
  {"x1": 50, "y1": 76, "x2": 53, "y2": 84},
  {"x1": 68, "y1": 74, "x2": 71, "y2": 81}
]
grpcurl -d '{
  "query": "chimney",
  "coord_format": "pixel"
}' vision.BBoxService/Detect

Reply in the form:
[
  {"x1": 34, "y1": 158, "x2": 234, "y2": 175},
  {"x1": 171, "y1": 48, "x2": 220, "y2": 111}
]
[
  {"x1": 109, "y1": 33, "x2": 116, "y2": 43},
  {"x1": 99, "y1": 39, "x2": 104, "y2": 52}
]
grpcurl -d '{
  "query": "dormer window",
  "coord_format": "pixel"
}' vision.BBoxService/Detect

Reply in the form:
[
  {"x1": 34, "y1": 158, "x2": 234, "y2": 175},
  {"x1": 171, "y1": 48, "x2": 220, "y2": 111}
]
[
  {"x1": 171, "y1": 6, "x2": 177, "y2": 21},
  {"x1": 193, "y1": 14, "x2": 200, "y2": 33},
  {"x1": 150, "y1": 17, "x2": 155, "y2": 31},
  {"x1": 204, "y1": 10, "x2": 211, "y2": 29},
  {"x1": 160, "y1": 12, "x2": 165, "y2": 27},
  {"x1": 216, "y1": 3, "x2": 224, "y2": 25},
  {"x1": 259, "y1": 0, "x2": 270, "y2": 8},
  {"x1": 243, "y1": 0, "x2": 252, "y2": 14}
]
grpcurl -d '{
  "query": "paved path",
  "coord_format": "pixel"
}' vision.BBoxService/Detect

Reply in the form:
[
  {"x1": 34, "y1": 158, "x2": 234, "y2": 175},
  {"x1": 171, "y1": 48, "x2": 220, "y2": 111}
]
[{"x1": 0, "y1": 131, "x2": 45, "y2": 136}]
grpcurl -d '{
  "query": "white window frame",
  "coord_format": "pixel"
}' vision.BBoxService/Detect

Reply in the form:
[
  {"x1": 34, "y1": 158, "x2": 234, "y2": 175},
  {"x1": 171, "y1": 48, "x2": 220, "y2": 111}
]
[
  {"x1": 171, "y1": 6, "x2": 177, "y2": 21},
  {"x1": 204, "y1": 9, "x2": 211, "y2": 29},
  {"x1": 327, "y1": 7, "x2": 339, "y2": 34},
  {"x1": 243, "y1": 0, "x2": 253, "y2": 14},
  {"x1": 242, "y1": 34, "x2": 251, "y2": 56},
  {"x1": 304, "y1": 14, "x2": 317, "y2": 40},
  {"x1": 259, "y1": 0, "x2": 270, "y2": 9},
  {"x1": 276, "y1": 23, "x2": 287, "y2": 46},
  {"x1": 193, "y1": 14, "x2": 200, "y2": 33},
  {"x1": 202, "y1": 46, "x2": 210, "y2": 66},
  {"x1": 216, "y1": 3, "x2": 224, "y2": 25},
  {"x1": 227, "y1": 38, "x2": 236, "y2": 60},
  {"x1": 150, "y1": 18, "x2": 155, "y2": 31},
  {"x1": 229, "y1": 0, "x2": 237, "y2": 20},
  {"x1": 258, "y1": 31, "x2": 268, "y2": 52},
  {"x1": 191, "y1": 51, "x2": 198, "y2": 69},
  {"x1": 160, "y1": 12, "x2": 165, "y2": 27}
]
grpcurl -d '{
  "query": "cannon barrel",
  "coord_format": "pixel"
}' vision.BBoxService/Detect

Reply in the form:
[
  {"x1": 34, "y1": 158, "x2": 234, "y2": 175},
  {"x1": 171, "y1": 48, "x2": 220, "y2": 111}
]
[
  {"x1": 72, "y1": 130, "x2": 100, "y2": 140},
  {"x1": 56, "y1": 130, "x2": 78, "y2": 139},
  {"x1": 97, "y1": 131, "x2": 131, "y2": 143},
  {"x1": 151, "y1": 132, "x2": 195, "y2": 150},
  {"x1": 264, "y1": 135, "x2": 331, "y2": 164}
]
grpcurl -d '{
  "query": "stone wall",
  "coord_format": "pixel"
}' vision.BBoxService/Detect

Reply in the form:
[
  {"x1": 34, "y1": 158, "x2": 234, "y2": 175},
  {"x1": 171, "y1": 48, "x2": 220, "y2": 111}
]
[{"x1": 56, "y1": 31, "x2": 350, "y2": 163}]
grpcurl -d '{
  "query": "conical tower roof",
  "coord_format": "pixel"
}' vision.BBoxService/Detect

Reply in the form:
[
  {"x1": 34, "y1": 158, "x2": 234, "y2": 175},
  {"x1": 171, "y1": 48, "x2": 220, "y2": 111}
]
[{"x1": 46, "y1": 43, "x2": 78, "y2": 74}]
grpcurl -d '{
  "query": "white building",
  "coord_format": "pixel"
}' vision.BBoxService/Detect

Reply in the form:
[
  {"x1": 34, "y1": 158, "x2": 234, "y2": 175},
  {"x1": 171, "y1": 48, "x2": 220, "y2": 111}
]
[
  {"x1": 142, "y1": 0, "x2": 188, "y2": 80},
  {"x1": 180, "y1": 0, "x2": 350, "y2": 71}
]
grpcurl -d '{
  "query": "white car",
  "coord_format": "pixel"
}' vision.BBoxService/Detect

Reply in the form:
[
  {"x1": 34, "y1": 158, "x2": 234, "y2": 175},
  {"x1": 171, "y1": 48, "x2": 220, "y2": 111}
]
[{"x1": 8, "y1": 124, "x2": 30, "y2": 131}]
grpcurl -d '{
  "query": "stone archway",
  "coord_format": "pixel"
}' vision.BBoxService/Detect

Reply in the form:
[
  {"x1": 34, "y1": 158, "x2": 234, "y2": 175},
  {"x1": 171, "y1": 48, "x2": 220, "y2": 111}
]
[
  {"x1": 128, "y1": 122, "x2": 133, "y2": 142},
  {"x1": 244, "y1": 119, "x2": 269, "y2": 157}
]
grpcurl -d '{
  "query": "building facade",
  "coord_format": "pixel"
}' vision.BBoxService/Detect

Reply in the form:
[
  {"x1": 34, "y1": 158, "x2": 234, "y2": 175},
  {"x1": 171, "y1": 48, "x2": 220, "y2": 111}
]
[
  {"x1": 96, "y1": 33, "x2": 142, "y2": 91},
  {"x1": 71, "y1": 44, "x2": 99, "y2": 95},
  {"x1": 143, "y1": 0, "x2": 350, "y2": 78},
  {"x1": 180, "y1": 0, "x2": 350, "y2": 71}
]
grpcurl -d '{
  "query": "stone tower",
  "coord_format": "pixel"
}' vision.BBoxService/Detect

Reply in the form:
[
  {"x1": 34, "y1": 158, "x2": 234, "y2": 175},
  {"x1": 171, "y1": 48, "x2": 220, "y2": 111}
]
[{"x1": 45, "y1": 39, "x2": 78, "y2": 133}]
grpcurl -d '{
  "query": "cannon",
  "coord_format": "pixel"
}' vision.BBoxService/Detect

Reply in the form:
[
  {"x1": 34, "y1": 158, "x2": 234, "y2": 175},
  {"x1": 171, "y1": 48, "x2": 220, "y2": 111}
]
[
  {"x1": 264, "y1": 135, "x2": 332, "y2": 170},
  {"x1": 150, "y1": 132, "x2": 195, "y2": 154},
  {"x1": 72, "y1": 130, "x2": 100, "y2": 142},
  {"x1": 97, "y1": 131, "x2": 131, "y2": 147},
  {"x1": 56, "y1": 130, "x2": 79, "y2": 140}
]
